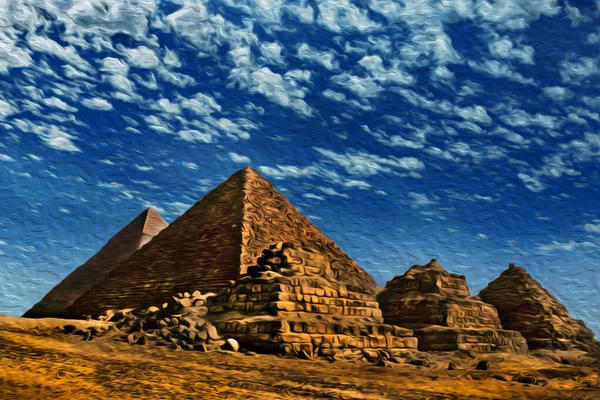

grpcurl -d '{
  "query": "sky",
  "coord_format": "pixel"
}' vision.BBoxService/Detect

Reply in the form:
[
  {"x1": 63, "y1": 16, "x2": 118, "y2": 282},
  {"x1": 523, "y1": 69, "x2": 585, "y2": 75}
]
[{"x1": 0, "y1": 0, "x2": 598, "y2": 336}]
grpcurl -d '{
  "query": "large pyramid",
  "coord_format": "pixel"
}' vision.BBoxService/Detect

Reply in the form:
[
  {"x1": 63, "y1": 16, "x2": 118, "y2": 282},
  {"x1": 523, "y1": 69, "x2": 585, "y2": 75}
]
[
  {"x1": 479, "y1": 263, "x2": 598, "y2": 352},
  {"x1": 66, "y1": 167, "x2": 379, "y2": 317},
  {"x1": 23, "y1": 208, "x2": 168, "y2": 318},
  {"x1": 376, "y1": 259, "x2": 528, "y2": 353}
]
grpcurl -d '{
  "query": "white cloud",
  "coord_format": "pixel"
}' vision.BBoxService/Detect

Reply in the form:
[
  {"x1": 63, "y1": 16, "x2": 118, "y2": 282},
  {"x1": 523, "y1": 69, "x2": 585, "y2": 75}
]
[
  {"x1": 431, "y1": 65, "x2": 454, "y2": 81},
  {"x1": 331, "y1": 73, "x2": 383, "y2": 98},
  {"x1": 126, "y1": 46, "x2": 160, "y2": 69},
  {"x1": 284, "y1": 2, "x2": 314, "y2": 23},
  {"x1": 0, "y1": 100, "x2": 16, "y2": 119},
  {"x1": 536, "y1": 240, "x2": 596, "y2": 252},
  {"x1": 180, "y1": 92, "x2": 221, "y2": 115},
  {"x1": 176, "y1": 129, "x2": 213, "y2": 143},
  {"x1": 28, "y1": 34, "x2": 92, "y2": 70},
  {"x1": 0, "y1": 31, "x2": 32, "y2": 74},
  {"x1": 259, "y1": 42, "x2": 285, "y2": 65},
  {"x1": 541, "y1": 86, "x2": 572, "y2": 102},
  {"x1": 42, "y1": 97, "x2": 78, "y2": 113},
  {"x1": 297, "y1": 43, "x2": 339, "y2": 70},
  {"x1": 229, "y1": 152, "x2": 252, "y2": 164},
  {"x1": 0, "y1": 154, "x2": 15, "y2": 162},
  {"x1": 258, "y1": 165, "x2": 321, "y2": 179},
  {"x1": 135, "y1": 164, "x2": 154, "y2": 172},
  {"x1": 500, "y1": 108, "x2": 557, "y2": 129},
  {"x1": 488, "y1": 35, "x2": 534, "y2": 65},
  {"x1": 468, "y1": 59, "x2": 534, "y2": 84},
  {"x1": 583, "y1": 221, "x2": 600, "y2": 234},
  {"x1": 559, "y1": 56, "x2": 600, "y2": 84},
  {"x1": 357, "y1": 55, "x2": 415, "y2": 86},
  {"x1": 228, "y1": 46, "x2": 253, "y2": 68},
  {"x1": 229, "y1": 66, "x2": 313, "y2": 116},
  {"x1": 303, "y1": 193, "x2": 325, "y2": 201},
  {"x1": 314, "y1": 147, "x2": 425, "y2": 177},
  {"x1": 517, "y1": 173, "x2": 546, "y2": 192},
  {"x1": 182, "y1": 161, "x2": 199, "y2": 170},
  {"x1": 81, "y1": 97, "x2": 113, "y2": 111},
  {"x1": 407, "y1": 192, "x2": 436, "y2": 208},
  {"x1": 316, "y1": 0, "x2": 379, "y2": 33}
]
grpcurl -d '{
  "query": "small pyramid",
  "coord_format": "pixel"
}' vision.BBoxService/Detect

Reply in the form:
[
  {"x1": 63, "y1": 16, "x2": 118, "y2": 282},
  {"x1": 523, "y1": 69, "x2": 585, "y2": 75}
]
[
  {"x1": 480, "y1": 263, "x2": 598, "y2": 352},
  {"x1": 23, "y1": 208, "x2": 168, "y2": 318},
  {"x1": 211, "y1": 242, "x2": 418, "y2": 357},
  {"x1": 377, "y1": 259, "x2": 528, "y2": 353},
  {"x1": 65, "y1": 167, "x2": 379, "y2": 317}
]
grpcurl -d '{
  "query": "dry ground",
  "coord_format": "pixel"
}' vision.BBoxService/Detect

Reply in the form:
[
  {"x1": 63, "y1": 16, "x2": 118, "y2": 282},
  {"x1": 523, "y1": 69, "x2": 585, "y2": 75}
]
[{"x1": 0, "y1": 316, "x2": 598, "y2": 399}]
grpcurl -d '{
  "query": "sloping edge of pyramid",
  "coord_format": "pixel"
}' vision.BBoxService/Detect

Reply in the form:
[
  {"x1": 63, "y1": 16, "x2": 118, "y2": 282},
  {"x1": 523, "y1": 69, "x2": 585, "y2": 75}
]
[{"x1": 23, "y1": 208, "x2": 168, "y2": 318}]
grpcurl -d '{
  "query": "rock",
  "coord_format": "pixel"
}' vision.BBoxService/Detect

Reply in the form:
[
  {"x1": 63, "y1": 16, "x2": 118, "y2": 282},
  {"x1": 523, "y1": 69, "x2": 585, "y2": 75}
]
[
  {"x1": 448, "y1": 362, "x2": 457, "y2": 370},
  {"x1": 514, "y1": 375, "x2": 536, "y2": 385},
  {"x1": 183, "y1": 292, "x2": 191, "y2": 298},
  {"x1": 146, "y1": 306, "x2": 160, "y2": 313},
  {"x1": 225, "y1": 338, "x2": 240, "y2": 352},
  {"x1": 475, "y1": 360, "x2": 489, "y2": 371},
  {"x1": 408, "y1": 359, "x2": 428, "y2": 367}
]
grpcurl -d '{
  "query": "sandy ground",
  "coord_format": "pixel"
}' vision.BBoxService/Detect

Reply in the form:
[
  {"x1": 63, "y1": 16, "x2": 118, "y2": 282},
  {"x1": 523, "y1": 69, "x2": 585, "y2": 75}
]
[{"x1": 0, "y1": 316, "x2": 598, "y2": 399}]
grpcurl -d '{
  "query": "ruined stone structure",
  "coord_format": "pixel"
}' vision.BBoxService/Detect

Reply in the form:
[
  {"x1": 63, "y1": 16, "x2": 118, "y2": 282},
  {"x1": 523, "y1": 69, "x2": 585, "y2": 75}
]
[
  {"x1": 377, "y1": 259, "x2": 528, "y2": 353},
  {"x1": 211, "y1": 242, "x2": 418, "y2": 357},
  {"x1": 24, "y1": 208, "x2": 168, "y2": 319},
  {"x1": 480, "y1": 263, "x2": 598, "y2": 352},
  {"x1": 65, "y1": 167, "x2": 379, "y2": 318}
]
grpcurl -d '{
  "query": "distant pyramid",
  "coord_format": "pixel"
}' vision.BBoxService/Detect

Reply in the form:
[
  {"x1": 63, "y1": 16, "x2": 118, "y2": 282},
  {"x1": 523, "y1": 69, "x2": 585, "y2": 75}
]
[
  {"x1": 66, "y1": 167, "x2": 378, "y2": 317},
  {"x1": 23, "y1": 208, "x2": 168, "y2": 318},
  {"x1": 479, "y1": 263, "x2": 598, "y2": 352},
  {"x1": 377, "y1": 259, "x2": 528, "y2": 353}
]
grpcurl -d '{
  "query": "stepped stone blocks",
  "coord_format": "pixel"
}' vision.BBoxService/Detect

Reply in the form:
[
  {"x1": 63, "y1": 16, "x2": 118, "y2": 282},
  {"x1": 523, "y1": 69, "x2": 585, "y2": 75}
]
[
  {"x1": 65, "y1": 167, "x2": 379, "y2": 318},
  {"x1": 211, "y1": 243, "x2": 418, "y2": 358},
  {"x1": 480, "y1": 263, "x2": 598, "y2": 352},
  {"x1": 377, "y1": 259, "x2": 528, "y2": 353},
  {"x1": 23, "y1": 208, "x2": 168, "y2": 319}
]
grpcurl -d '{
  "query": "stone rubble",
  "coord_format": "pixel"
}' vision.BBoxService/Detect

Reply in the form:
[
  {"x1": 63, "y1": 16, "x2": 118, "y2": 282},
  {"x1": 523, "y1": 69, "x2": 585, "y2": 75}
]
[{"x1": 95, "y1": 291, "x2": 236, "y2": 352}]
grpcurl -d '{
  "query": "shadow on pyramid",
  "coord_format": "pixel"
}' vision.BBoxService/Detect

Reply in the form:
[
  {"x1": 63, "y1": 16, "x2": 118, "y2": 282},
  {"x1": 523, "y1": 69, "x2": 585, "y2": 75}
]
[{"x1": 23, "y1": 208, "x2": 168, "y2": 319}]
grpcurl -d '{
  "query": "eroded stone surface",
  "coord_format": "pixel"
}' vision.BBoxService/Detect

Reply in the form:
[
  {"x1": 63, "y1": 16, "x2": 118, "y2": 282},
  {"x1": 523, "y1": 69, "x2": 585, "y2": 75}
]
[
  {"x1": 479, "y1": 263, "x2": 598, "y2": 352},
  {"x1": 377, "y1": 259, "x2": 527, "y2": 353},
  {"x1": 211, "y1": 242, "x2": 418, "y2": 358}
]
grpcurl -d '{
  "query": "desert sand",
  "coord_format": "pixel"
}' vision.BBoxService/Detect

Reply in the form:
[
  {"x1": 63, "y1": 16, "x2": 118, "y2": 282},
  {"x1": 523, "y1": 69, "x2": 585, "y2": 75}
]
[{"x1": 0, "y1": 315, "x2": 597, "y2": 400}]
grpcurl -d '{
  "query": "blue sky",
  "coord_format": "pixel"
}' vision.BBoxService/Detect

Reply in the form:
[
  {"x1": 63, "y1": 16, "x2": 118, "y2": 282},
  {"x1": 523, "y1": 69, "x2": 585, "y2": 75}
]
[{"x1": 0, "y1": 0, "x2": 598, "y2": 335}]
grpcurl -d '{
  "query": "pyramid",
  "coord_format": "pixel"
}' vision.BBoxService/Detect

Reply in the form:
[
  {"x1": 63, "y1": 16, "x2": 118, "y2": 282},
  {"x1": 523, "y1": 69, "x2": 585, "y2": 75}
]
[
  {"x1": 23, "y1": 208, "x2": 168, "y2": 319},
  {"x1": 479, "y1": 263, "x2": 598, "y2": 352},
  {"x1": 376, "y1": 259, "x2": 528, "y2": 353},
  {"x1": 211, "y1": 242, "x2": 418, "y2": 357},
  {"x1": 66, "y1": 167, "x2": 379, "y2": 318}
]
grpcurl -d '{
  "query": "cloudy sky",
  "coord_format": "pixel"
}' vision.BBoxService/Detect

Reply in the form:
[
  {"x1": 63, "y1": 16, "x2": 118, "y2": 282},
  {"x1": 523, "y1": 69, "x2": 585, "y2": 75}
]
[{"x1": 0, "y1": 0, "x2": 598, "y2": 335}]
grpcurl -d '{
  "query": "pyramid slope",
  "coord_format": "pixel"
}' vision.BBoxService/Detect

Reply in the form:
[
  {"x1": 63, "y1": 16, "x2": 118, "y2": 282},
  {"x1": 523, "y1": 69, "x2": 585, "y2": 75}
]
[
  {"x1": 479, "y1": 263, "x2": 597, "y2": 351},
  {"x1": 23, "y1": 208, "x2": 168, "y2": 318},
  {"x1": 66, "y1": 167, "x2": 378, "y2": 317}
]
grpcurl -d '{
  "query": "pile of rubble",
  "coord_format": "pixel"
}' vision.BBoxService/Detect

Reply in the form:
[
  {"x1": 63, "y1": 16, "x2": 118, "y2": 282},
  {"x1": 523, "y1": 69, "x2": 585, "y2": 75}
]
[{"x1": 96, "y1": 291, "x2": 238, "y2": 352}]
